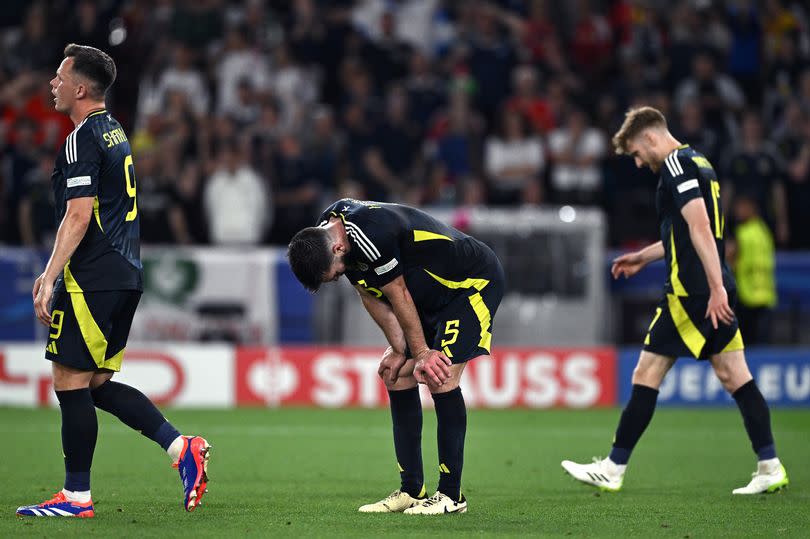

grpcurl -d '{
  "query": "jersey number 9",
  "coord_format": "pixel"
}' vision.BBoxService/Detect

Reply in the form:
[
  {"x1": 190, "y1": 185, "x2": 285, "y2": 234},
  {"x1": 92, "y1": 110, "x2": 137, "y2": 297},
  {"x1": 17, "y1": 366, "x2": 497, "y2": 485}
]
[{"x1": 124, "y1": 154, "x2": 137, "y2": 221}]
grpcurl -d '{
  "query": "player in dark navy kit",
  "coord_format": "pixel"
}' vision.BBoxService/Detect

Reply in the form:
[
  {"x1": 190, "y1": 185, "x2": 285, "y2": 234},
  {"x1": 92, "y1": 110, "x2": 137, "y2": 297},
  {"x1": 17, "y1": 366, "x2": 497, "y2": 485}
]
[
  {"x1": 288, "y1": 199, "x2": 505, "y2": 514},
  {"x1": 561, "y1": 106, "x2": 788, "y2": 495},
  {"x1": 17, "y1": 45, "x2": 210, "y2": 519}
]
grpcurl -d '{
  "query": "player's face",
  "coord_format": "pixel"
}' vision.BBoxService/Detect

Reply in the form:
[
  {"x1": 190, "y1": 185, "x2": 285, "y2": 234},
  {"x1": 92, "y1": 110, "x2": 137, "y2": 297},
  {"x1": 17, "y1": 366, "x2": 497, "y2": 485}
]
[
  {"x1": 626, "y1": 137, "x2": 662, "y2": 173},
  {"x1": 322, "y1": 256, "x2": 347, "y2": 283},
  {"x1": 50, "y1": 58, "x2": 77, "y2": 114}
]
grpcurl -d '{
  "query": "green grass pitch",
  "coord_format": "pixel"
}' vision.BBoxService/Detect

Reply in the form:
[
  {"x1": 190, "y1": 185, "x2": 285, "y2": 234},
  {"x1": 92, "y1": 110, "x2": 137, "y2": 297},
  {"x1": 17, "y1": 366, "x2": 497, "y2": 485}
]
[{"x1": 3, "y1": 407, "x2": 808, "y2": 537}]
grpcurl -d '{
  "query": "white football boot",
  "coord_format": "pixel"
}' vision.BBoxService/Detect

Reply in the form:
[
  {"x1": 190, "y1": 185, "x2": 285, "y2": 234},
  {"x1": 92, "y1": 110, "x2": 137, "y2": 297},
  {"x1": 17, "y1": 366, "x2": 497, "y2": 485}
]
[
  {"x1": 358, "y1": 489, "x2": 424, "y2": 513},
  {"x1": 732, "y1": 459, "x2": 789, "y2": 495},
  {"x1": 404, "y1": 491, "x2": 467, "y2": 515},
  {"x1": 561, "y1": 457, "x2": 625, "y2": 492}
]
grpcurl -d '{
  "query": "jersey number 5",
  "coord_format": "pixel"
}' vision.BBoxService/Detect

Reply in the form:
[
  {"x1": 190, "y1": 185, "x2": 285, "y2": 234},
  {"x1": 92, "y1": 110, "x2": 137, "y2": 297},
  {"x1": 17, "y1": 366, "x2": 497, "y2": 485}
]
[{"x1": 124, "y1": 154, "x2": 137, "y2": 221}]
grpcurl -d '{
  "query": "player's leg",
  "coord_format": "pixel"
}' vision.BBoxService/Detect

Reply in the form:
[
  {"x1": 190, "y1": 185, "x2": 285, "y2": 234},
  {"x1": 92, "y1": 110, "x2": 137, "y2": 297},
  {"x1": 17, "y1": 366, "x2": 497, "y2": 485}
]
[
  {"x1": 710, "y1": 349, "x2": 788, "y2": 494},
  {"x1": 88, "y1": 291, "x2": 210, "y2": 511},
  {"x1": 17, "y1": 290, "x2": 100, "y2": 517},
  {"x1": 404, "y1": 362, "x2": 469, "y2": 515},
  {"x1": 359, "y1": 360, "x2": 425, "y2": 513},
  {"x1": 561, "y1": 350, "x2": 675, "y2": 491}
]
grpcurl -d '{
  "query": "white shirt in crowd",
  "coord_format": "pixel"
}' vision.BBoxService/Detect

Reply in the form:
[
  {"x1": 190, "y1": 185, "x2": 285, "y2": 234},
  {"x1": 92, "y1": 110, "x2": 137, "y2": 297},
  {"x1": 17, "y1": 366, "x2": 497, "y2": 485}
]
[
  {"x1": 547, "y1": 127, "x2": 606, "y2": 192},
  {"x1": 216, "y1": 49, "x2": 271, "y2": 116},
  {"x1": 485, "y1": 136, "x2": 545, "y2": 190},
  {"x1": 204, "y1": 166, "x2": 270, "y2": 245}
]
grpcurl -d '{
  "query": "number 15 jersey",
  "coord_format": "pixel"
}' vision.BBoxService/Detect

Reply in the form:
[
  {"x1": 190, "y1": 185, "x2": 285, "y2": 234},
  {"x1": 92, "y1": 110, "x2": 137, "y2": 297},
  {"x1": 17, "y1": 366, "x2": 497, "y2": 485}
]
[{"x1": 51, "y1": 109, "x2": 143, "y2": 292}]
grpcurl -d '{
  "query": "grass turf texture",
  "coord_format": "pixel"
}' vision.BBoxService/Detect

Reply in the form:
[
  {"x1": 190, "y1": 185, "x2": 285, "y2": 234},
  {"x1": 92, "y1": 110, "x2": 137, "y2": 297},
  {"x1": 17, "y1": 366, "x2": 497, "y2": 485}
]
[{"x1": 3, "y1": 407, "x2": 808, "y2": 538}]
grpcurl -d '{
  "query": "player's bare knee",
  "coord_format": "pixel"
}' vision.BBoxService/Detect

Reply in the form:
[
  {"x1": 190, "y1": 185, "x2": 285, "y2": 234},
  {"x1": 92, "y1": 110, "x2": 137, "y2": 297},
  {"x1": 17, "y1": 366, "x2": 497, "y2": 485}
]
[
  {"x1": 51, "y1": 363, "x2": 93, "y2": 391},
  {"x1": 89, "y1": 371, "x2": 114, "y2": 389},
  {"x1": 386, "y1": 375, "x2": 417, "y2": 391}
]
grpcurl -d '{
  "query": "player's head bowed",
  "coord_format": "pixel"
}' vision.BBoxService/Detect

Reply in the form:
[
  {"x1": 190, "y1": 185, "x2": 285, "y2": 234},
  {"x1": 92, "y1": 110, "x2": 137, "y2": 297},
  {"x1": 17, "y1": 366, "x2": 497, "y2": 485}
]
[
  {"x1": 612, "y1": 106, "x2": 675, "y2": 173},
  {"x1": 288, "y1": 227, "x2": 337, "y2": 293}
]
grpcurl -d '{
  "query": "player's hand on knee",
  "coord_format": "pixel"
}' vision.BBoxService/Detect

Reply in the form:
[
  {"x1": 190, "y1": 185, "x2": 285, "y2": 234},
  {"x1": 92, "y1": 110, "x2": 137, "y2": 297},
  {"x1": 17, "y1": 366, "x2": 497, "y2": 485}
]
[
  {"x1": 378, "y1": 346, "x2": 407, "y2": 384},
  {"x1": 706, "y1": 286, "x2": 734, "y2": 329},
  {"x1": 413, "y1": 349, "x2": 452, "y2": 386},
  {"x1": 32, "y1": 273, "x2": 53, "y2": 326}
]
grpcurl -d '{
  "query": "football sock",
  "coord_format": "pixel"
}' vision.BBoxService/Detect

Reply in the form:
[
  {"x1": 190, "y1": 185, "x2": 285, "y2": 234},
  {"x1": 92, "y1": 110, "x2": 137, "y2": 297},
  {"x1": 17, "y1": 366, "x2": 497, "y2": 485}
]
[
  {"x1": 732, "y1": 380, "x2": 777, "y2": 460},
  {"x1": 61, "y1": 489, "x2": 91, "y2": 503},
  {"x1": 388, "y1": 387, "x2": 424, "y2": 498},
  {"x1": 56, "y1": 389, "x2": 97, "y2": 493},
  {"x1": 609, "y1": 384, "x2": 659, "y2": 465},
  {"x1": 433, "y1": 387, "x2": 466, "y2": 501},
  {"x1": 167, "y1": 435, "x2": 185, "y2": 462},
  {"x1": 91, "y1": 381, "x2": 181, "y2": 452}
]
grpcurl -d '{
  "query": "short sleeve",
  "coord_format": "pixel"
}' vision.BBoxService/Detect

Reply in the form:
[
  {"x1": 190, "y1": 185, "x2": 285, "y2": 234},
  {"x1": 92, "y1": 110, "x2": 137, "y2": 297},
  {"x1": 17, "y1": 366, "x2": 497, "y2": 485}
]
[
  {"x1": 343, "y1": 210, "x2": 403, "y2": 288},
  {"x1": 663, "y1": 152, "x2": 702, "y2": 210},
  {"x1": 62, "y1": 127, "x2": 102, "y2": 200}
]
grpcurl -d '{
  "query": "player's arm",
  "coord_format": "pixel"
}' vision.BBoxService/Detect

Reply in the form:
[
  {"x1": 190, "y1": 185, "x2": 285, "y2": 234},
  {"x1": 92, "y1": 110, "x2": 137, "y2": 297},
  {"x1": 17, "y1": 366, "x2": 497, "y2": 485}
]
[
  {"x1": 681, "y1": 198, "x2": 734, "y2": 329},
  {"x1": 355, "y1": 285, "x2": 406, "y2": 353},
  {"x1": 611, "y1": 241, "x2": 664, "y2": 279},
  {"x1": 33, "y1": 197, "x2": 94, "y2": 325},
  {"x1": 381, "y1": 276, "x2": 451, "y2": 386},
  {"x1": 355, "y1": 285, "x2": 411, "y2": 384}
]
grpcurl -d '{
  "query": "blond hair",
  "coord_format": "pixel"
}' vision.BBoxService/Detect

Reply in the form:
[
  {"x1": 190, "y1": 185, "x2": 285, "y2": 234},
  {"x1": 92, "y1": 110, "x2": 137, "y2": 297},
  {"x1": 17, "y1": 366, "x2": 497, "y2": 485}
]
[{"x1": 612, "y1": 106, "x2": 668, "y2": 155}]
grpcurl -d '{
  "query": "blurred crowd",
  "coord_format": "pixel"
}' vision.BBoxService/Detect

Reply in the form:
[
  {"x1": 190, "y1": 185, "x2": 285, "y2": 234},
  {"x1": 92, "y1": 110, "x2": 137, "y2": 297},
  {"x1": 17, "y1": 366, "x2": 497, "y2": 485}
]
[{"x1": 1, "y1": 0, "x2": 810, "y2": 250}]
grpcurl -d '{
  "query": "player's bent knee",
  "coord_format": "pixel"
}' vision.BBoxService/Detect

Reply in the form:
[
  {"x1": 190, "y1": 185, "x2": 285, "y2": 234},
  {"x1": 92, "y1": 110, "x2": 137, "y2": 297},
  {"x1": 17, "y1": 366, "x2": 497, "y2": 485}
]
[
  {"x1": 90, "y1": 370, "x2": 114, "y2": 390},
  {"x1": 386, "y1": 375, "x2": 418, "y2": 391},
  {"x1": 51, "y1": 362, "x2": 95, "y2": 391}
]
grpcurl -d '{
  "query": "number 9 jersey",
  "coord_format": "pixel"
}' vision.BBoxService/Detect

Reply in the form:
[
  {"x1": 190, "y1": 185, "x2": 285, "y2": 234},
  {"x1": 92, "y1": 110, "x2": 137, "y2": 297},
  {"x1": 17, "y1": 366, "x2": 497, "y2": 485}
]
[{"x1": 51, "y1": 109, "x2": 143, "y2": 292}]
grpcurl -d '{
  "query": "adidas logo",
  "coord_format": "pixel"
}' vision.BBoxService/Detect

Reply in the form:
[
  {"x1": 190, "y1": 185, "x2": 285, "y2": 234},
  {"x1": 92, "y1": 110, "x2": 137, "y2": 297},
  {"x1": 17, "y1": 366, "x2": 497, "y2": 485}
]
[{"x1": 46, "y1": 342, "x2": 58, "y2": 355}]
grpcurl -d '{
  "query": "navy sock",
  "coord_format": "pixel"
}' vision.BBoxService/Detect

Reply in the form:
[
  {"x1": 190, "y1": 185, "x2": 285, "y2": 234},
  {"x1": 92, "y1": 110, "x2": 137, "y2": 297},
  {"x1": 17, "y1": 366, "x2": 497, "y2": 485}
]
[
  {"x1": 732, "y1": 380, "x2": 777, "y2": 460},
  {"x1": 388, "y1": 387, "x2": 424, "y2": 498},
  {"x1": 56, "y1": 389, "x2": 97, "y2": 492},
  {"x1": 609, "y1": 384, "x2": 659, "y2": 465},
  {"x1": 91, "y1": 381, "x2": 180, "y2": 451},
  {"x1": 433, "y1": 387, "x2": 466, "y2": 501}
]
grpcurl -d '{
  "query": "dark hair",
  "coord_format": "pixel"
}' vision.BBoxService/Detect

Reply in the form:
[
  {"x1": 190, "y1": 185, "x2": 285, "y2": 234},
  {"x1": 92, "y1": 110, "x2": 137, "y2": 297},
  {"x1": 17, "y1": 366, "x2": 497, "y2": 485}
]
[
  {"x1": 287, "y1": 227, "x2": 334, "y2": 292},
  {"x1": 64, "y1": 43, "x2": 116, "y2": 100}
]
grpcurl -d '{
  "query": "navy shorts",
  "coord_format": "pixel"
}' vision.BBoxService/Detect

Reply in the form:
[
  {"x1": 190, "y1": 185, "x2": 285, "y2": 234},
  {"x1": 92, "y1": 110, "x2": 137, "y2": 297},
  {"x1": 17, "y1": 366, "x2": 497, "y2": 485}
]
[
  {"x1": 643, "y1": 290, "x2": 744, "y2": 360},
  {"x1": 45, "y1": 289, "x2": 141, "y2": 372}
]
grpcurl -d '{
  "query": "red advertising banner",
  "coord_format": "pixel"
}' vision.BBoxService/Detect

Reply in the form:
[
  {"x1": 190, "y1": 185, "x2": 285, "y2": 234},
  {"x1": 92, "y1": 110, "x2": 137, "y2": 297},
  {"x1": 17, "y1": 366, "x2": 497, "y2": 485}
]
[{"x1": 236, "y1": 347, "x2": 616, "y2": 408}]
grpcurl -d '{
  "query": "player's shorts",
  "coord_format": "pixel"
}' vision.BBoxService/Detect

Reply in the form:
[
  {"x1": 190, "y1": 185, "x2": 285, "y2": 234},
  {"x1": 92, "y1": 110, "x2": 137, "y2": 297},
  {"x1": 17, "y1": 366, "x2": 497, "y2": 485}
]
[
  {"x1": 419, "y1": 262, "x2": 506, "y2": 365},
  {"x1": 643, "y1": 290, "x2": 744, "y2": 360},
  {"x1": 45, "y1": 289, "x2": 141, "y2": 372}
]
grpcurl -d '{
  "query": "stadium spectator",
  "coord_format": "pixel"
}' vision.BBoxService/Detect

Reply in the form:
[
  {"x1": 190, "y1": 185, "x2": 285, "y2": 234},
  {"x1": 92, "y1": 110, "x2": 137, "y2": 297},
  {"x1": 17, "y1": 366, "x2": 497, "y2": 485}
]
[
  {"x1": 150, "y1": 43, "x2": 210, "y2": 119},
  {"x1": 675, "y1": 100, "x2": 720, "y2": 165},
  {"x1": 17, "y1": 150, "x2": 55, "y2": 247},
  {"x1": 364, "y1": 86, "x2": 422, "y2": 204},
  {"x1": 547, "y1": 108, "x2": 606, "y2": 205},
  {"x1": 484, "y1": 109, "x2": 544, "y2": 206},
  {"x1": 505, "y1": 65, "x2": 555, "y2": 135},
  {"x1": 132, "y1": 146, "x2": 190, "y2": 245},
  {"x1": 215, "y1": 26, "x2": 271, "y2": 120},
  {"x1": 269, "y1": 132, "x2": 321, "y2": 245},
  {"x1": 404, "y1": 51, "x2": 445, "y2": 131},
  {"x1": 720, "y1": 110, "x2": 789, "y2": 245},
  {"x1": 674, "y1": 50, "x2": 745, "y2": 141},
  {"x1": 728, "y1": 195, "x2": 777, "y2": 345},
  {"x1": 204, "y1": 139, "x2": 269, "y2": 245}
]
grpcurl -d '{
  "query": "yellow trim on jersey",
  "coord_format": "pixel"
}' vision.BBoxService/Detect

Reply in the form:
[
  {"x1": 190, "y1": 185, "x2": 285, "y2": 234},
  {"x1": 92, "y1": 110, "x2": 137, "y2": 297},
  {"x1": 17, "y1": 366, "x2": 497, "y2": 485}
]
[
  {"x1": 104, "y1": 347, "x2": 126, "y2": 372},
  {"x1": 423, "y1": 270, "x2": 489, "y2": 291},
  {"x1": 468, "y1": 292, "x2": 492, "y2": 352},
  {"x1": 93, "y1": 196, "x2": 103, "y2": 231},
  {"x1": 721, "y1": 329, "x2": 745, "y2": 353},
  {"x1": 64, "y1": 264, "x2": 122, "y2": 371},
  {"x1": 70, "y1": 290, "x2": 109, "y2": 369},
  {"x1": 644, "y1": 307, "x2": 663, "y2": 345},
  {"x1": 669, "y1": 229, "x2": 688, "y2": 297},
  {"x1": 413, "y1": 230, "x2": 453, "y2": 242},
  {"x1": 86, "y1": 109, "x2": 107, "y2": 118},
  {"x1": 667, "y1": 293, "x2": 705, "y2": 358},
  {"x1": 64, "y1": 262, "x2": 82, "y2": 293}
]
